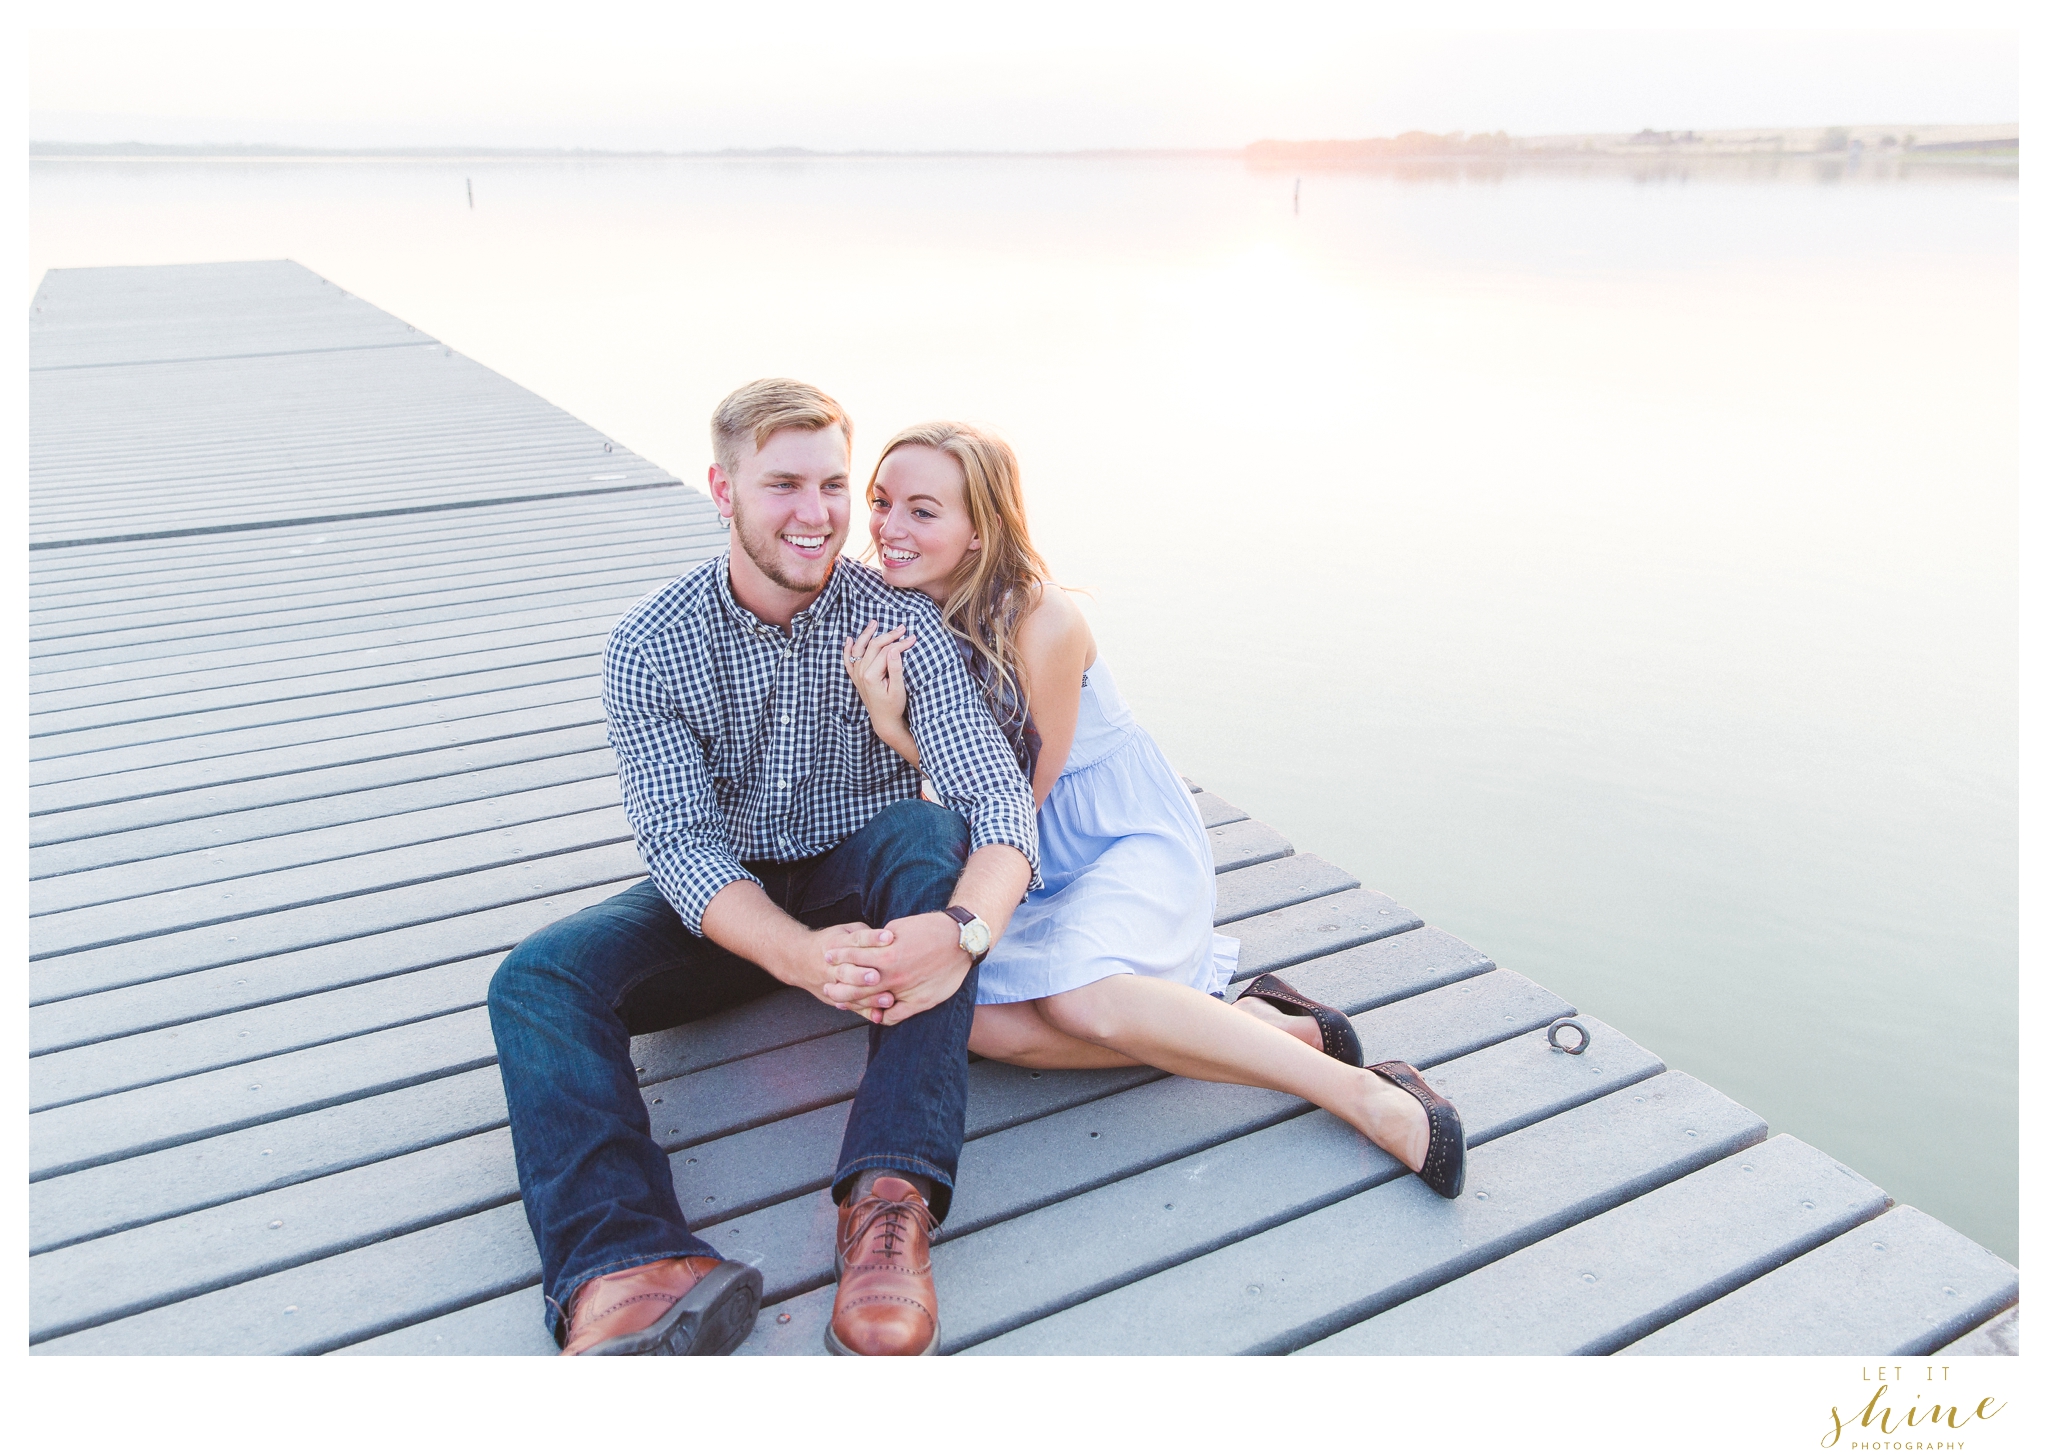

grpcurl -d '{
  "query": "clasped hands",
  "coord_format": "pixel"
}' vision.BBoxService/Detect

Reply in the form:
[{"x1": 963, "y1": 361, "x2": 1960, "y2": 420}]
[{"x1": 804, "y1": 911, "x2": 970, "y2": 1026}]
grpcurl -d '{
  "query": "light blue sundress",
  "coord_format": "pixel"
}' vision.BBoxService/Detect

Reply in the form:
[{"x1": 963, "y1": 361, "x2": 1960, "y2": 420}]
[{"x1": 974, "y1": 660, "x2": 1239, "y2": 1005}]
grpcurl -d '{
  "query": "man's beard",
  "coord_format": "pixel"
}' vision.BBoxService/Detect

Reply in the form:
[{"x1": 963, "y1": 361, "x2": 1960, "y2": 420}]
[{"x1": 731, "y1": 500, "x2": 837, "y2": 593}]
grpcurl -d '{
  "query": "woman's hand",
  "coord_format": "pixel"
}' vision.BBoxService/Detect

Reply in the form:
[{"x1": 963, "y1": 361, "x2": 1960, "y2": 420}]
[{"x1": 843, "y1": 620, "x2": 920, "y2": 767}]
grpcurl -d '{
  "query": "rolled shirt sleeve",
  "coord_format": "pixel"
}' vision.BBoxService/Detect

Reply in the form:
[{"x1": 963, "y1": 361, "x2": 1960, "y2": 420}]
[
  {"x1": 603, "y1": 628, "x2": 760, "y2": 934},
  {"x1": 901, "y1": 620, "x2": 1042, "y2": 889}
]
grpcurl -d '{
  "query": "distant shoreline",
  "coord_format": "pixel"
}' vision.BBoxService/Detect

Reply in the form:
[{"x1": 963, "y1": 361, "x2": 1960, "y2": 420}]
[{"x1": 27, "y1": 122, "x2": 2017, "y2": 165}]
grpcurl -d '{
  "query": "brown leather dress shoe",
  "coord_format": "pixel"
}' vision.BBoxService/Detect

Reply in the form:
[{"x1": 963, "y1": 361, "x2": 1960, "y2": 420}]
[
  {"x1": 825, "y1": 1176, "x2": 941, "y2": 1356},
  {"x1": 558, "y1": 1255, "x2": 762, "y2": 1356}
]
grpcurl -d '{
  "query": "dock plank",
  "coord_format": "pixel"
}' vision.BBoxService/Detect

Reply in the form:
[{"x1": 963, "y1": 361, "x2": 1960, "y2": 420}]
[
  {"x1": 744, "y1": 1011, "x2": 1654, "y2": 1356},
  {"x1": 1298, "y1": 1134, "x2": 1888, "y2": 1355},
  {"x1": 1619, "y1": 1205, "x2": 2020, "y2": 1356},
  {"x1": 969, "y1": 1072, "x2": 1764, "y2": 1354}
]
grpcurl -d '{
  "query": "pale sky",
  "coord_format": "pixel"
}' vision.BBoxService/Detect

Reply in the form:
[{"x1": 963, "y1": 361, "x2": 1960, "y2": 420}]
[{"x1": 31, "y1": 2, "x2": 2023, "y2": 153}]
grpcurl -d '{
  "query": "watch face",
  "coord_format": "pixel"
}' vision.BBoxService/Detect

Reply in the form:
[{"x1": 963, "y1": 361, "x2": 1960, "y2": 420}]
[{"x1": 961, "y1": 920, "x2": 992, "y2": 957}]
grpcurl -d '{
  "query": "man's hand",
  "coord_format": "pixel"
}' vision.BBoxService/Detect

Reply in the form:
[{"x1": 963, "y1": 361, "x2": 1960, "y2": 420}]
[
  {"x1": 823, "y1": 910, "x2": 973, "y2": 1026},
  {"x1": 700, "y1": 882, "x2": 905, "y2": 1014},
  {"x1": 797, "y1": 923, "x2": 899, "y2": 1011}
]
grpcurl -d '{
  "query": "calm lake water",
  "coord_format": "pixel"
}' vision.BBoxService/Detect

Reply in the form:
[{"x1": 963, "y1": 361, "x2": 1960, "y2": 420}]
[{"x1": 29, "y1": 153, "x2": 2019, "y2": 1263}]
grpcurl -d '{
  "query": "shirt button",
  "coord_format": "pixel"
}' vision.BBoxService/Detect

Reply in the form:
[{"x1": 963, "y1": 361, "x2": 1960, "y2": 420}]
[
  {"x1": 781, "y1": 715, "x2": 791, "y2": 725},
  {"x1": 776, "y1": 778, "x2": 788, "y2": 789}
]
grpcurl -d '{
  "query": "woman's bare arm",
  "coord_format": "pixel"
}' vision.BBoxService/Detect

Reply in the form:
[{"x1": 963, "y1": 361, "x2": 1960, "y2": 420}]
[{"x1": 1013, "y1": 585, "x2": 1096, "y2": 808}]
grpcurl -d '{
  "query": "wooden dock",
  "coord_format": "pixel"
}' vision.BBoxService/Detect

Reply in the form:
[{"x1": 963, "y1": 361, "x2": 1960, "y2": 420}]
[{"x1": 27, "y1": 261, "x2": 2019, "y2": 1357}]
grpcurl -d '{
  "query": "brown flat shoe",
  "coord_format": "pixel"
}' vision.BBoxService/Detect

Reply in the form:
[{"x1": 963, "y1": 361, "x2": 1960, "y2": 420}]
[
  {"x1": 1367, "y1": 1060, "x2": 1467, "y2": 1199},
  {"x1": 826, "y1": 1176, "x2": 940, "y2": 1356},
  {"x1": 558, "y1": 1255, "x2": 762, "y2": 1356},
  {"x1": 1236, "y1": 973, "x2": 1365, "y2": 1067}
]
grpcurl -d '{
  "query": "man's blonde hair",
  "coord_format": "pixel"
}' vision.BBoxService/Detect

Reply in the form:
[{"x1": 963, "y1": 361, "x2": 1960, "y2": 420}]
[{"x1": 710, "y1": 378, "x2": 852, "y2": 474}]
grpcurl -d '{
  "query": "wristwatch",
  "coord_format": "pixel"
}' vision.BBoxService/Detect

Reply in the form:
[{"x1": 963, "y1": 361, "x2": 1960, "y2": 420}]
[{"x1": 942, "y1": 905, "x2": 993, "y2": 965}]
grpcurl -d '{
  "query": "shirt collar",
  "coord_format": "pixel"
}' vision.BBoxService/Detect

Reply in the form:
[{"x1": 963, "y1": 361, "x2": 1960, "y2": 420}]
[{"x1": 715, "y1": 550, "x2": 847, "y2": 647}]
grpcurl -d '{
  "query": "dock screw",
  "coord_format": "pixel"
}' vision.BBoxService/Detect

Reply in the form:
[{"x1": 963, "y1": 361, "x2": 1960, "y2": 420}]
[
  {"x1": 1246, "y1": 1285, "x2": 1261, "y2": 1296},
  {"x1": 1088, "y1": 1131, "x2": 1099, "y2": 1138},
  {"x1": 777, "y1": 1313, "x2": 791, "y2": 1324},
  {"x1": 269, "y1": 1220, "x2": 283, "y2": 1229},
  {"x1": 1581, "y1": 1273, "x2": 1596, "y2": 1283}
]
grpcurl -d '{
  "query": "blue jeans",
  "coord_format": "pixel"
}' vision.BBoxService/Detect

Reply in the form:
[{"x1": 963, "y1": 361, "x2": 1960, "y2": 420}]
[{"x1": 486, "y1": 799, "x2": 977, "y2": 1340}]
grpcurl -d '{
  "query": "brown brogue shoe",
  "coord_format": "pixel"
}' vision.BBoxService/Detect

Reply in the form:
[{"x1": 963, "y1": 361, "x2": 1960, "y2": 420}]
[
  {"x1": 558, "y1": 1255, "x2": 762, "y2": 1356},
  {"x1": 825, "y1": 1176, "x2": 940, "y2": 1356}
]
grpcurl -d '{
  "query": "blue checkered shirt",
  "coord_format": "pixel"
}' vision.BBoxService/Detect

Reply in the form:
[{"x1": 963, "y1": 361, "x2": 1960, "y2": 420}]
[{"x1": 604, "y1": 553, "x2": 1041, "y2": 934}]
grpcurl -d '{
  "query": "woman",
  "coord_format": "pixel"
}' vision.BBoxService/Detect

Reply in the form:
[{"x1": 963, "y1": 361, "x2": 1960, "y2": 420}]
[{"x1": 842, "y1": 421, "x2": 1464, "y2": 1197}]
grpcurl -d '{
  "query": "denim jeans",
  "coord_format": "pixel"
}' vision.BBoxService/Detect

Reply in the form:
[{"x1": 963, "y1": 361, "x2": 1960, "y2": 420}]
[{"x1": 486, "y1": 798, "x2": 977, "y2": 1340}]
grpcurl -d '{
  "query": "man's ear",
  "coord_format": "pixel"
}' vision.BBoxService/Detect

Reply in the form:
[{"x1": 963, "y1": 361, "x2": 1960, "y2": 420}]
[{"x1": 708, "y1": 464, "x2": 734, "y2": 521}]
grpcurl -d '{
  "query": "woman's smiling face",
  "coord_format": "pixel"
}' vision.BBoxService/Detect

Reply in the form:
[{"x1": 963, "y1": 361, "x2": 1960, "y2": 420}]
[{"x1": 868, "y1": 443, "x2": 980, "y2": 601}]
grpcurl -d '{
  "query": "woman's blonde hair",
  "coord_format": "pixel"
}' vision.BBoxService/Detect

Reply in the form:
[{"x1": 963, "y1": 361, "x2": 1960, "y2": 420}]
[{"x1": 866, "y1": 421, "x2": 1052, "y2": 736}]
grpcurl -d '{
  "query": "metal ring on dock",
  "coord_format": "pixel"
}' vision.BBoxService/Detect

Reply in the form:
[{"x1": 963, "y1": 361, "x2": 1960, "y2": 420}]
[{"x1": 1547, "y1": 1017, "x2": 1591, "y2": 1055}]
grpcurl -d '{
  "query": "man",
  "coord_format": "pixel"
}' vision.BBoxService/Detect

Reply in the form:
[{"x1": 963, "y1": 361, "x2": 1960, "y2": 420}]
[{"x1": 487, "y1": 379, "x2": 1037, "y2": 1357}]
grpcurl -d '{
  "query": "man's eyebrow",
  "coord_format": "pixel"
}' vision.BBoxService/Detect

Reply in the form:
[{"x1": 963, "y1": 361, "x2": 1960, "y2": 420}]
[{"x1": 759, "y1": 469, "x2": 847, "y2": 483}]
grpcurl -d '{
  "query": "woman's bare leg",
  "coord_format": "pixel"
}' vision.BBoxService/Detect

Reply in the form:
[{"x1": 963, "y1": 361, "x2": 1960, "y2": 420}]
[
  {"x1": 969, "y1": 1001, "x2": 1142, "y2": 1071},
  {"x1": 1231, "y1": 993, "x2": 1323, "y2": 1049},
  {"x1": 1035, "y1": 974, "x2": 1430, "y2": 1172}
]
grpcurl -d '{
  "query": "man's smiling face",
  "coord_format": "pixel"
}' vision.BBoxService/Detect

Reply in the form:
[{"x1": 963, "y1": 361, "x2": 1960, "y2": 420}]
[{"x1": 713, "y1": 424, "x2": 852, "y2": 612}]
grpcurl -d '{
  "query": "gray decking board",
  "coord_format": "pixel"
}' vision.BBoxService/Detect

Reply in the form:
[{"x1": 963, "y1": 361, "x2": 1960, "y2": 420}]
[
  {"x1": 27, "y1": 590, "x2": 659, "y2": 682},
  {"x1": 26, "y1": 496, "x2": 716, "y2": 605},
  {"x1": 32, "y1": 810, "x2": 1269, "y2": 959},
  {"x1": 29, "y1": 279, "x2": 680, "y2": 543},
  {"x1": 1938, "y1": 1305, "x2": 2018, "y2": 1356},
  {"x1": 30, "y1": 774, "x2": 628, "y2": 916},
  {"x1": 30, "y1": 260, "x2": 430, "y2": 370},
  {"x1": 28, "y1": 831, "x2": 1318, "y2": 1040},
  {"x1": 969, "y1": 1072, "x2": 1766, "y2": 1355},
  {"x1": 29, "y1": 261, "x2": 2015, "y2": 1357},
  {"x1": 31, "y1": 724, "x2": 619, "y2": 846},
  {"x1": 1297, "y1": 1134, "x2": 1891, "y2": 1355},
  {"x1": 1619, "y1": 1206, "x2": 2021, "y2": 1356},
  {"x1": 26, "y1": 523, "x2": 717, "y2": 635},
  {"x1": 749, "y1": 1011, "x2": 1657, "y2": 1357},
  {"x1": 29, "y1": 621, "x2": 625, "y2": 728}
]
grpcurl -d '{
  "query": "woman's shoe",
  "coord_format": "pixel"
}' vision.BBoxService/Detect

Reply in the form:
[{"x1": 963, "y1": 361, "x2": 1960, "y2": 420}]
[
  {"x1": 1366, "y1": 1060, "x2": 1466, "y2": 1199},
  {"x1": 1235, "y1": 973, "x2": 1364, "y2": 1067}
]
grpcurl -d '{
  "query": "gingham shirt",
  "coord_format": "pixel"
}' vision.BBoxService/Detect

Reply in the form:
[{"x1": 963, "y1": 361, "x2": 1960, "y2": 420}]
[{"x1": 604, "y1": 553, "x2": 1041, "y2": 935}]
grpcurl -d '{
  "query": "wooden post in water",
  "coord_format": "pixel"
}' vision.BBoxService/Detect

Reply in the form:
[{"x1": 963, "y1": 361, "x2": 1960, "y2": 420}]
[{"x1": 466, "y1": 178, "x2": 475, "y2": 209}]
